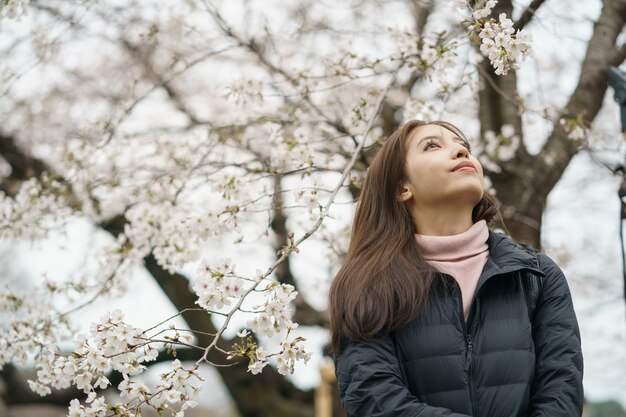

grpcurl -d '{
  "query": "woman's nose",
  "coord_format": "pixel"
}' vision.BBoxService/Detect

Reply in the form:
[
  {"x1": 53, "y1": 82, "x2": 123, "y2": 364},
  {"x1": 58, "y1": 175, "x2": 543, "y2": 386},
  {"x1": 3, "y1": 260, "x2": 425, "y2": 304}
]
[{"x1": 454, "y1": 144, "x2": 469, "y2": 158}]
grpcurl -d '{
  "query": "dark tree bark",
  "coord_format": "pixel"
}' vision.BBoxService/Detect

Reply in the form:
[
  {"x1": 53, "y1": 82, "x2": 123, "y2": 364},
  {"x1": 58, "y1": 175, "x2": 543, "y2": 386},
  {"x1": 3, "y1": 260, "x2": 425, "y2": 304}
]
[{"x1": 476, "y1": 0, "x2": 626, "y2": 248}]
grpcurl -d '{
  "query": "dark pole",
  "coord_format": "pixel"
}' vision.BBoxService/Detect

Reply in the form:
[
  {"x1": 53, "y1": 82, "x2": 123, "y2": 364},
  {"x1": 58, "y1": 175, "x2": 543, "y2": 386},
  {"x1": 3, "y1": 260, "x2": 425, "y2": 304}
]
[{"x1": 605, "y1": 66, "x2": 626, "y2": 330}]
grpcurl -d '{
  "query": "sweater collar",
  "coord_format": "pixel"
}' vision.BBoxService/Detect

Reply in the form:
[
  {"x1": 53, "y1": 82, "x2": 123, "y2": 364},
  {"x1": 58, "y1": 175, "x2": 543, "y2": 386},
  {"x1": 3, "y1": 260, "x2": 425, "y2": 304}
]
[
  {"x1": 415, "y1": 220, "x2": 489, "y2": 262},
  {"x1": 415, "y1": 222, "x2": 545, "y2": 279}
]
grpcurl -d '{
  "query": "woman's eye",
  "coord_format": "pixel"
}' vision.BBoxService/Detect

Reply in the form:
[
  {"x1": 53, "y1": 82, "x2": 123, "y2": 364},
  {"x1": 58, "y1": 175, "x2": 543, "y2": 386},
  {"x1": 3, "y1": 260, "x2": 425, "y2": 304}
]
[{"x1": 424, "y1": 142, "x2": 438, "y2": 150}]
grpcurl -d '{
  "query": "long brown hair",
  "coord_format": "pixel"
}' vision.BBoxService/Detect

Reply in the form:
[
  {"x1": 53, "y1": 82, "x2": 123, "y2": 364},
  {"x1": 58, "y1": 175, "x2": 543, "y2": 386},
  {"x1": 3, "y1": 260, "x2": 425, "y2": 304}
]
[{"x1": 328, "y1": 120, "x2": 501, "y2": 355}]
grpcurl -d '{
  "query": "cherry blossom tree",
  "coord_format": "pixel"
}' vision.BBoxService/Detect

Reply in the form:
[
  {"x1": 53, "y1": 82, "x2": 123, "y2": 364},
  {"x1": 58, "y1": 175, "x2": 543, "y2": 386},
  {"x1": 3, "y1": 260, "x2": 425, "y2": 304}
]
[{"x1": 0, "y1": 0, "x2": 625, "y2": 416}]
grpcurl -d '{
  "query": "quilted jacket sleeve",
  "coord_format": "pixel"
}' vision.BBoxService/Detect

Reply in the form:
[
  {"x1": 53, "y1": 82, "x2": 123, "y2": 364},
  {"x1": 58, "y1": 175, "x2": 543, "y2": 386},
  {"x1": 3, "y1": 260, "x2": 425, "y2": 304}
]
[
  {"x1": 334, "y1": 334, "x2": 471, "y2": 417},
  {"x1": 528, "y1": 253, "x2": 584, "y2": 417}
]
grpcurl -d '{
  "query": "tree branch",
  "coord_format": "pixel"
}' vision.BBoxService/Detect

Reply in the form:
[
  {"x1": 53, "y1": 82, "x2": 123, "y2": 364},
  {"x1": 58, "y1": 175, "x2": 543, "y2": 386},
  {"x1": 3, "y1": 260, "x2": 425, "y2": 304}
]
[
  {"x1": 540, "y1": 0, "x2": 626, "y2": 189},
  {"x1": 142, "y1": 250, "x2": 316, "y2": 417},
  {"x1": 99, "y1": 216, "x2": 316, "y2": 417},
  {"x1": 119, "y1": 39, "x2": 205, "y2": 126},
  {"x1": 489, "y1": 0, "x2": 626, "y2": 246},
  {"x1": 408, "y1": 0, "x2": 435, "y2": 38},
  {"x1": 610, "y1": 42, "x2": 626, "y2": 66},
  {"x1": 474, "y1": 0, "x2": 542, "y2": 246},
  {"x1": 0, "y1": 134, "x2": 49, "y2": 195},
  {"x1": 0, "y1": 136, "x2": 315, "y2": 417},
  {"x1": 1, "y1": 348, "x2": 198, "y2": 406},
  {"x1": 513, "y1": 0, "x2": 547, "y2": 31},
  {"x1": 270, "y1": 175, "x2": 329, "y2": 327}
]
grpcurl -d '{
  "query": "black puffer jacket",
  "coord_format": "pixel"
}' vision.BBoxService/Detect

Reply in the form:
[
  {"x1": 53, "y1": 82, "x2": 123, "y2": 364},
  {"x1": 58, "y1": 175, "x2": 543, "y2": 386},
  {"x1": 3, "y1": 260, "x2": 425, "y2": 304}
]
[{"x1": 334, "y1": 231, "x2": 583, "y2": 417}]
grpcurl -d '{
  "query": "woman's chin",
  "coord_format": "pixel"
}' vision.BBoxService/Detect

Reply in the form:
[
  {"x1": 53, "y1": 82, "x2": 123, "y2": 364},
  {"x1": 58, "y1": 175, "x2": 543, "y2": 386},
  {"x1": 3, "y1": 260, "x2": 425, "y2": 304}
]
[{"x1": 446, "y1": 186, "x2": 484, "y2": 205}]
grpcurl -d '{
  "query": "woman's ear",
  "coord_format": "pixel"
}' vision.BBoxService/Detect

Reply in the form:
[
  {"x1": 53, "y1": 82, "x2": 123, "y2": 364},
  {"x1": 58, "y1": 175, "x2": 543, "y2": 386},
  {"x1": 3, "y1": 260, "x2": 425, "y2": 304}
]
[{"x1": 397, "y1": 182, "x2": 412, "y2": 202}]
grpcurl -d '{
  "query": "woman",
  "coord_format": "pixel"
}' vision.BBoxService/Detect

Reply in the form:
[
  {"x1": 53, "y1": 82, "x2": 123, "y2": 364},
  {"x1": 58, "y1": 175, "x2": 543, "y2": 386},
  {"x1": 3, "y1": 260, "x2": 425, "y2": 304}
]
[{"x1": 328, "y1": 120, "x2": 583, "y2": 417}]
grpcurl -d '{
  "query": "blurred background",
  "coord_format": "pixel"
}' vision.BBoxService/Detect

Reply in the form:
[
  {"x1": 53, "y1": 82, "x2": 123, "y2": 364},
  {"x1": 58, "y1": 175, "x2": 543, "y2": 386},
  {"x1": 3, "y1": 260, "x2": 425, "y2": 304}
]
[{"x1": 1, "y1": 0, "x2": 625, "y2": 416}]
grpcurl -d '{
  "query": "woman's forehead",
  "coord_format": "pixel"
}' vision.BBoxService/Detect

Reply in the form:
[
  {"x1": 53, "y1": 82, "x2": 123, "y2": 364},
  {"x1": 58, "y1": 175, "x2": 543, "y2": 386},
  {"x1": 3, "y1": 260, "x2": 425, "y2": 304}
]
[{"x1": 409, "y1": 124, "x2": 457, "y2": 144}]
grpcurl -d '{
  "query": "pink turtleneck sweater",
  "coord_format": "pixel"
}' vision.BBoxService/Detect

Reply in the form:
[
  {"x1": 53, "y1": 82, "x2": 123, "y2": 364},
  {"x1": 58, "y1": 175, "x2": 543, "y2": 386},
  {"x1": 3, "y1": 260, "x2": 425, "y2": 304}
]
[{"x1": 415, "y1": 219, "x2": 490, "y2": 322}]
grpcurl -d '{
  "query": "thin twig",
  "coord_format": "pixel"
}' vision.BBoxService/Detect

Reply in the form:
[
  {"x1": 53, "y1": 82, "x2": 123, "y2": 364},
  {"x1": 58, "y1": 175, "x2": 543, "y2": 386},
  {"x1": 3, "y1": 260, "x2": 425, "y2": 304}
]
[{"x1": 195, "y1": 62, "x2": 404, "y2": 366}]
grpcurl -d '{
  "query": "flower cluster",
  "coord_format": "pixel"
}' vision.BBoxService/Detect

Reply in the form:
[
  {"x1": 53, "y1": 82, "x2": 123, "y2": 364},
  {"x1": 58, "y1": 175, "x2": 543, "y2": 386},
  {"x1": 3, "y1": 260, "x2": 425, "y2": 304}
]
[
  {"x1": 275, "y1": 337, "x2": 313, "y2": 375},
  {"x1": 67, "y1": 395, "x2": 107, "y2": 417},
  {"x1": 212, "y1": 277, "x2": 307, "y2": 376},
  {"x1": 247, "y1": 281, "x2": 298, "y2": 338},
  {"x1": 0, "y1": 0, "x2": 29, "y2": 20},
  {"x1": 474, "y1": 13, "x2": 532, "y2": 75},
  {"x1": 225, "y1": 78, "x2": 266, "y2": 108},
  {"x1": 122, "y1": 201, "x2": 205, "y2": 274},
  {"x1": 264, "y1": 123, "x2": 315, "y2": 172},
  {"x1": 418, "y1": 40, "x2": 458, "y2": 78},
  {"x1": 230, "y1": 329, "x2": 312, "y2": 376},
  {"x1": 192, "y1": 258, "x2": 248, "y2": 311},
  {"x1": 402, "y1": 98, "x2": 445, "y2": 123},
  {"x1": 65, "y1": 359, "x2": 202, "y2": 417},
  {"x1": 293, "y1": 185, "x2": 321, "y2": 220},
  {"x1": 117, "y1": 196, "x2": 233, "y2": 275},
  {"x1": 28, "y1": 310, "x2": 156, "y2": 397},
  {"x1": 351, "y1": 89, "x2": 389, "y2": 128},
  {"x1": 390, "y1": 30, "x2": 459, "y2": 79},
  {"x1": 451, "y1": 0, "x2": 470, "y2": 12},
  {"x1": 31, "y1": 27, "x2": 58, "y2": 62},
  {"x1": 152, "y1": 359, "x2": 203, "y2": 407},
  {"x1": 247, "y1": 343, "x2": 270, "y2": 375},
  {"x1": 559, "y1": 116, "x2": 589, "y2": 141},
  {"x1": 226, "y1": 329, "x2": 270, "y2": 375},
  {"x1": 449, "y1": 0, "x2": 532, "y2": 75},
  {"x1": 470, "y1": 0, "x2": 497, "y2": 19},
  {"x1": 245, "y1": 122, "x2": 319, "y2": 175},
  {"x1": 0, "y1": 281, "x2": 75, "y2": 374},
  {"x1": 322, "y1": 49, "x2": 382, "y2": 79},
  {"x1": 482, "y1": 124, "x2": 520, "y2": 162},
  {"x1": 0, "y1": 175, "x2": 72, "y2": 241},
  {"x1": 20, "y1": 310, "x2": 205, "y2": 417}
]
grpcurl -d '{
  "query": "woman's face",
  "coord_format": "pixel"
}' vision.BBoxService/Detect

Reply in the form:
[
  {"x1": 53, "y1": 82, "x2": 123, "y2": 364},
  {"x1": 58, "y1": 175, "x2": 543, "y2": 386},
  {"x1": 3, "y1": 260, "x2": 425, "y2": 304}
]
[{"x1": 399, "y1": 123, "x2": 484, "y2": 209}]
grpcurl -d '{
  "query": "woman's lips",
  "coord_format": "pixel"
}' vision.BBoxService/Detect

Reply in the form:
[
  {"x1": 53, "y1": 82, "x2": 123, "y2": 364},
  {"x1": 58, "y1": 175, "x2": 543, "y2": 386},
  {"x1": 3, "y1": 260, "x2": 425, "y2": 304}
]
[{"x1": 453, "y1": 161, "x2": 476, "y2": 171}]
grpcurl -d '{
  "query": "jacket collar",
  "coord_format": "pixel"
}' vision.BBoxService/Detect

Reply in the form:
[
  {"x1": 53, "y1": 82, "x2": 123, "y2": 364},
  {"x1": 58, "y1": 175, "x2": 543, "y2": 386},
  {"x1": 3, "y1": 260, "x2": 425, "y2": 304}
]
[{"x1": 478, "y1": 231, "x2": 545, "y2": 286}]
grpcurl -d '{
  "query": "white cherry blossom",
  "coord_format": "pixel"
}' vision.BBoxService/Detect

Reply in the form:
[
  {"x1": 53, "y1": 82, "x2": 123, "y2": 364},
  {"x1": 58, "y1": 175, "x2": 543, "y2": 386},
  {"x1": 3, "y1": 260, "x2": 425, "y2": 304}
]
[
  {"x1": 0, "y1": 1, "x2": 539, "y2": 415},
  {"x1": 0, "y1": 0, "x2": 29, "y2": 20},
  {"x1": 475, "y1": 13, "x2": 532, "y2": 75}
]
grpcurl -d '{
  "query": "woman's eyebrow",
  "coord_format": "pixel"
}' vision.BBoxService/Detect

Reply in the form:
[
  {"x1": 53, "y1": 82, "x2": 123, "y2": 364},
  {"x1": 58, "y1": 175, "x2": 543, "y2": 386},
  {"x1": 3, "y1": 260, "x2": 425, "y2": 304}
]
[{"x1": 417, "y1": 135, "x2": 468, "y2": 146}]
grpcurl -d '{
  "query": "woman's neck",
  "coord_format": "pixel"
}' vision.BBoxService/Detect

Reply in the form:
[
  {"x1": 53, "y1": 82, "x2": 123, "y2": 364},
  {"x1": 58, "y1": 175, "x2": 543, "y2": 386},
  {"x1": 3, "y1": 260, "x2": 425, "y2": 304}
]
[{"x1": 411, "y1": 206, "x2": 474, "y2": 236}]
